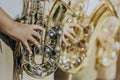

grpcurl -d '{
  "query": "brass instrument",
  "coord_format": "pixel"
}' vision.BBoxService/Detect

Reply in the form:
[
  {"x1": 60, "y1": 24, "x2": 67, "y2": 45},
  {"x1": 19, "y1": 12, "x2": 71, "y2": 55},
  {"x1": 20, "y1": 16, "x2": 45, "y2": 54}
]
[
  {"x1": 96, "y1": 0, "x2": 120, "y2": 68},
  {"x1": 59, "y1": 0, "x2": 117, "y2": 74},
  {"x1": 96, "y1": 19, "x2": 120, "y2": 68},
  {"x1": 14, "y1": 0, "x2": 74, "y2": 79}
]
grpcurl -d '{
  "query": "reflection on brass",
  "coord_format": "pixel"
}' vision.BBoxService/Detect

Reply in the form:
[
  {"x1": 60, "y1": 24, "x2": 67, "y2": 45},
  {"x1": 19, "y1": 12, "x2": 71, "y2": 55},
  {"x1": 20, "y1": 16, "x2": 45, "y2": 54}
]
[
  {"x1": 14, "y1": 0, "x2": 74, "y2": 79},
  {"x1": 59, "y1": 0, "x2": 117, "y2": 74}
]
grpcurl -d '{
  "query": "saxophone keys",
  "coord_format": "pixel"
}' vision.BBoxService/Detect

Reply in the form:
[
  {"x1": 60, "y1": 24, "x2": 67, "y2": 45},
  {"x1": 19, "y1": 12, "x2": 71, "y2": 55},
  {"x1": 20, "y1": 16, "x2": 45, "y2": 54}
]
[
  {"x1": 57, "y1": 29, "x2": 63, "y2": 35},
  {"x1": 55, "y1": 46, "x2": 60, "y2": 53},
  {"x1": 31, "y1": 65, "x2": 43, "y2": 76},
  {"x1": 77, "y1": 39, "x2": 88, "y2": 52},
  {"x1": 45, "y1": 44, "x2": 56, "y2": 56},
  {"x1": 48, "y1": 30, "x2": 57, "y2": 39},
  {"x1": 70, "y1": 55, "x2": 81, "y2": 66},
  {"x1": 83, "y1": 24, "x2": 94, "y2": 37},
  {"x1": 62, "y1": 60, "x2": 71, "y2": 70},
  {"x1": 110, "y1": 51, "x2": 117, "y2": 60}
]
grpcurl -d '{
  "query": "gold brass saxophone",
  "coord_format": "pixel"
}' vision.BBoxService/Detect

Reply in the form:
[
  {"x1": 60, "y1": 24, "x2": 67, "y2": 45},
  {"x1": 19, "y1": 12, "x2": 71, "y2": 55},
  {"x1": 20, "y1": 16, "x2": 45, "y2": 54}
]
[
  {"x1": 14, "y1": 0, "x2": 75, "y2": 79},
  {"x1": 59, "y1": 0, "x2": 117, "y2": 74},
  {"x1": 96, "y1": 0, "x2": 120, "y2": 68}
]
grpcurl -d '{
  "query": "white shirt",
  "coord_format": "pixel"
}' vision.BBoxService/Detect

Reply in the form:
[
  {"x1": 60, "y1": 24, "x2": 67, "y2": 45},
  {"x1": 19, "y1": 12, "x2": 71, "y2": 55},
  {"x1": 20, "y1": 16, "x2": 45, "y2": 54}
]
[
  {"x1": 0, "y1": 0, "x2": 23, "y2": 19},
  {"x1": 86, "y1": 0, "x2": 99, "y2": 16}
]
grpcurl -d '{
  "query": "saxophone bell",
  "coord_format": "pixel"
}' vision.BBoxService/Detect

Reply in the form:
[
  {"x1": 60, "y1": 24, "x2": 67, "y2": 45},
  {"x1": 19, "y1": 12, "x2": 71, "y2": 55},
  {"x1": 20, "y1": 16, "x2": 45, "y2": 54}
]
[{"x1": 59, "y1": 0, "x2": 118, "y2": 74}]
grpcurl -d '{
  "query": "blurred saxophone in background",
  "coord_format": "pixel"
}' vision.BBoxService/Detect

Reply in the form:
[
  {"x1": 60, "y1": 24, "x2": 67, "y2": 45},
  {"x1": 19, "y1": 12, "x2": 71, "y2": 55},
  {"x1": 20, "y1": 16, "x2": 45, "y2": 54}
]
[
  {"x1": 96, "y1": 0, "x2": 120, "y2": 70},
  {"x1": 14, "y1": 0, "x2": 75, "y2": 79},
  {"x1": 96, "y1": 18, "x2": 120, "y2": 68},
  {"x1": 58, "y1": 0, "x2": 118, "y2": 74},
  {"x1": 94, "y1": 1, "x2": 120, "y2": 80}
]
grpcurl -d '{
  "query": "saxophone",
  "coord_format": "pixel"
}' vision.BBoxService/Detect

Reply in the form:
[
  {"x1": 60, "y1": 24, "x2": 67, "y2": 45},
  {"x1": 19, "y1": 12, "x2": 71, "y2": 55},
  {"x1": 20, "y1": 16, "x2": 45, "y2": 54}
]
[
  {"x1": 14, "y1": 0, "x2": 74, "y2": 79},
  {"x1": 59, "y1": 0, "x2": 117, "y2": 74},
  {"x1": 96, "y1": 0, "x2": 120, "y2": 68}
]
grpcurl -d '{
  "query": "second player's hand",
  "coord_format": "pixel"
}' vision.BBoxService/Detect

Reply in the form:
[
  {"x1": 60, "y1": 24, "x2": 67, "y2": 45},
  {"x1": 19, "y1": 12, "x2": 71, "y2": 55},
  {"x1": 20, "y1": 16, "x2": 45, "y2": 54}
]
[{"x1": 62, "y1": 23, "x2": 81, "y2": 46}]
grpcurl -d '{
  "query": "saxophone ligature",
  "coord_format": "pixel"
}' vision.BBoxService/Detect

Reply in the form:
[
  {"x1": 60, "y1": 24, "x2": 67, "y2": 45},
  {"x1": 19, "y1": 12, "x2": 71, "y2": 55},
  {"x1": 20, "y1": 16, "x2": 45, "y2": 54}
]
[
  {"x1": 14, "y1": 0, "x2": 74, "y2": 79},
  {"x1": 58, "y1": 0, "x2": 117, "y2": 74}
]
